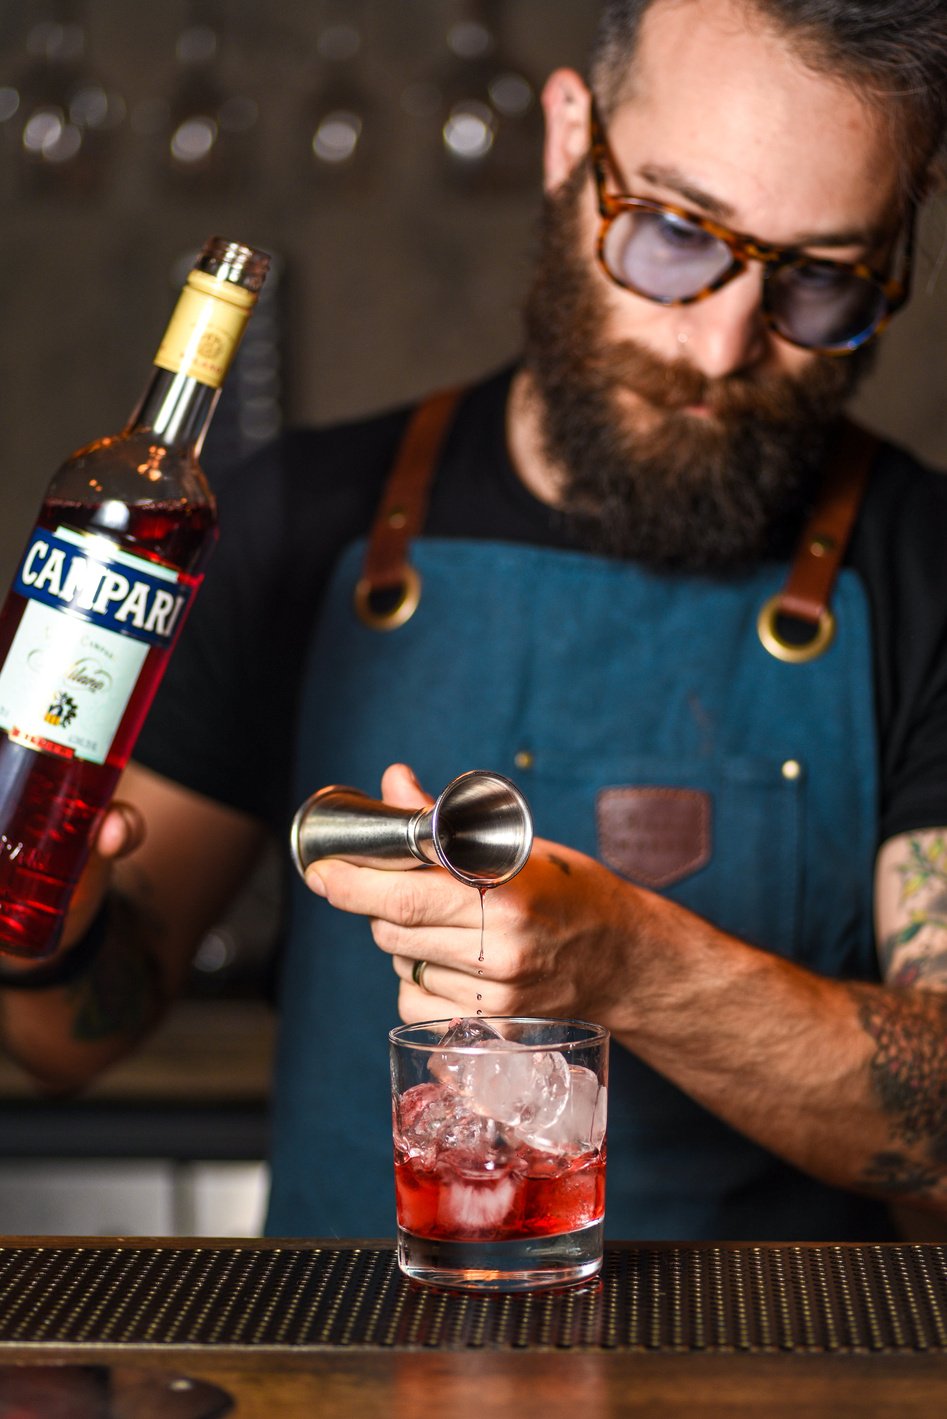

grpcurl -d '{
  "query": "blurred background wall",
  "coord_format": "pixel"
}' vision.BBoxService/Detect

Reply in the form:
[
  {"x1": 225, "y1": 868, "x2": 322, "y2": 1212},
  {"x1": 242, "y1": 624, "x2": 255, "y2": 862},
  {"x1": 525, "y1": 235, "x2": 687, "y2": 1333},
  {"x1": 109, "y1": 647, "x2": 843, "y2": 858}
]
[{"x1": 0, "y1": 0, "x2": 945, "y2": 595}]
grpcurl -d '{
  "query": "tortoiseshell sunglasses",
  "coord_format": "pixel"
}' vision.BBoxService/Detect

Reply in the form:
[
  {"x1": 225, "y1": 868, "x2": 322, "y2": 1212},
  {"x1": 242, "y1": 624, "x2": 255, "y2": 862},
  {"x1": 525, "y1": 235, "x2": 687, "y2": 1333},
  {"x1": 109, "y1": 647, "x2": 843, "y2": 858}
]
[{"x1": 589, "y1": 101, "x2": 914, "y2": 355}]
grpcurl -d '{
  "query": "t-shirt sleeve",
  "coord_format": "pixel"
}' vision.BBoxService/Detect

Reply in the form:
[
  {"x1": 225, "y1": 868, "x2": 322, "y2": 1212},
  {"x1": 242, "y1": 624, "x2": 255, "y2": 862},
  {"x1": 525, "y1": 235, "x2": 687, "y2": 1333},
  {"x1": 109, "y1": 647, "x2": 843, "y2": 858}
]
[{"x1": 856, "y1": 445, "x2": 947, "y2": 844}]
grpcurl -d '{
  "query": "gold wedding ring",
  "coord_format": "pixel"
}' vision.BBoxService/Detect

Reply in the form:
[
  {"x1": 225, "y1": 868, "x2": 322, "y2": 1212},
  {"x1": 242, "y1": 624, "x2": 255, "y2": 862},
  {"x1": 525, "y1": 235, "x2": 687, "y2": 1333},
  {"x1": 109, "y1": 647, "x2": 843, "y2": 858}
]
[{"x1": 411, "y1": 959, "x2": 430, "y2": 992}]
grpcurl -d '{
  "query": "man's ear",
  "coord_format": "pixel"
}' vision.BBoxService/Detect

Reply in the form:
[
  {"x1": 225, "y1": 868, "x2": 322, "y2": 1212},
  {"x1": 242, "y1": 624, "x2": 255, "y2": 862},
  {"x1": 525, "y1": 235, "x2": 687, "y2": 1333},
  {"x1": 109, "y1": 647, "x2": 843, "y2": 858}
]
[{"x1": 541, "y1": 68, "x2": 592, "y2": 192}]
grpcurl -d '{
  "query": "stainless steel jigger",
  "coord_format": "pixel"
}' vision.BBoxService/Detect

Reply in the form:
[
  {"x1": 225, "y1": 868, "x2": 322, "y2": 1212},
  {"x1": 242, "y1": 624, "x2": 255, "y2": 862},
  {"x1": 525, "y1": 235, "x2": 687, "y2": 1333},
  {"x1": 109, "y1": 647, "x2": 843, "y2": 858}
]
[{"x1": 290, "y1": 769, "x2": 533, "y2": 888}]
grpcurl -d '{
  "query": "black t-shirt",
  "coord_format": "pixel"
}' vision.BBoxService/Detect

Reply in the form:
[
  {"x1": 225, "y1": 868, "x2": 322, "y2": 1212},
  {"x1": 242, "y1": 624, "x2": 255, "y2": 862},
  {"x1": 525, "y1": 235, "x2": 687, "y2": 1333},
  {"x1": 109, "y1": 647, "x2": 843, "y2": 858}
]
[{"x1": 135, "y1": 365, "x2": 947, "y2": 848}]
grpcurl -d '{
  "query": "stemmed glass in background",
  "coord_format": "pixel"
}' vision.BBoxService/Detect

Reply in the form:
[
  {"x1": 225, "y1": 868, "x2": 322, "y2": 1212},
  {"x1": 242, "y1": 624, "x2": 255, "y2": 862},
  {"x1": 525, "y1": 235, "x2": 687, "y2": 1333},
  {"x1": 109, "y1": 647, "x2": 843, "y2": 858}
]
[
  {"x1": 300, "y1": 0, "x2": 381, "y2": 191},
  {"x1": 0, "y1": 0, "x2": 124, "y2": 200},
  {"x1": 152, "y1": 0, "x2": 259, "y2": 196},
  {"x1": 401, "y1": 0, "x2": 542, "y2": 194}
]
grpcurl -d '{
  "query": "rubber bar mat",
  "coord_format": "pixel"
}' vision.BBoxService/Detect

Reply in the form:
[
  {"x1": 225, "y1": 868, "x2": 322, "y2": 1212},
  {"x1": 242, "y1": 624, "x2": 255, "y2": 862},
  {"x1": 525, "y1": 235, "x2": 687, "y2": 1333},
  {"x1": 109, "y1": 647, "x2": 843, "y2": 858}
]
[{"x1": 0, "y1": 1243, "x2": 944, "y2": 1353}]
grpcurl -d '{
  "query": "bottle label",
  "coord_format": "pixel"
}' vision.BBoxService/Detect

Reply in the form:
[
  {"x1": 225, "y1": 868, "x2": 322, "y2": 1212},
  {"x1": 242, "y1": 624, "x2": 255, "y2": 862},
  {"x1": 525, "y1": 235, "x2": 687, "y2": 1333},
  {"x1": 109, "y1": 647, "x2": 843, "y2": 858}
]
[
  {"x1": 153, "y1": 272, "x2": 255, "y2": 389},
  {"x1": 0, "y1": 526, "x2": 193, "y2": 766}
]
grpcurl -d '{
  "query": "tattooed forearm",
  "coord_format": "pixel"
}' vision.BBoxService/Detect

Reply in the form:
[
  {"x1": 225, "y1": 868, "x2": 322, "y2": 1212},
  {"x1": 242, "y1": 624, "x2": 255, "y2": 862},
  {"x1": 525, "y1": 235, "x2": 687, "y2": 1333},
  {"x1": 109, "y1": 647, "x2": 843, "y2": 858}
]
[{"x1": 854, "y1": 986, "x2": 947, "y2": 1172}]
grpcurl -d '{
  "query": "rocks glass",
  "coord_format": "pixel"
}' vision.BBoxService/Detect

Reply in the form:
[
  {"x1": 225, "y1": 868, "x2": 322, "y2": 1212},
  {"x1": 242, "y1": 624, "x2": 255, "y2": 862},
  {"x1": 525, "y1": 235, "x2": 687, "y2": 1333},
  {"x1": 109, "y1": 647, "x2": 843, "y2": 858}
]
[{"x1": 389, "y1": 1016, "x2": 609, "y2": 1291}]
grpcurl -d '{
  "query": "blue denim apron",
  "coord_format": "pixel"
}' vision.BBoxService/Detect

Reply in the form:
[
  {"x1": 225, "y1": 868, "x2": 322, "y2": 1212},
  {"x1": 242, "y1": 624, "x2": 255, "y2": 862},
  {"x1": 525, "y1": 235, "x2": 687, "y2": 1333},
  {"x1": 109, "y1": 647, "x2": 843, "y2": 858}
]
[{"x1": 265, "y1": 524, "x2": 891, "y2": 1241}]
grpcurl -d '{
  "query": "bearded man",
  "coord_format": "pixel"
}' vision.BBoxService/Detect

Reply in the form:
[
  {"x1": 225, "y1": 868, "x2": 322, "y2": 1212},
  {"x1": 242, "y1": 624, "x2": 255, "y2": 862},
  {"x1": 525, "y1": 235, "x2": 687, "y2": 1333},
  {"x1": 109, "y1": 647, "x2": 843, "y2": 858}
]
[{"x1": 3, "y1": 0, "x2": 947, "y2": 1245}]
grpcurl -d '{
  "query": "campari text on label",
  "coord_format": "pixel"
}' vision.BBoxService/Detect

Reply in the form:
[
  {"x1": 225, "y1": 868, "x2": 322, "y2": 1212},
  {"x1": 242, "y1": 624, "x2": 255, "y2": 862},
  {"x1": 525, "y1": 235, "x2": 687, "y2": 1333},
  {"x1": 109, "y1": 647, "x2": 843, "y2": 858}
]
[{"x1": 16, "y1": 527, "x2": 192, "y2": 646}]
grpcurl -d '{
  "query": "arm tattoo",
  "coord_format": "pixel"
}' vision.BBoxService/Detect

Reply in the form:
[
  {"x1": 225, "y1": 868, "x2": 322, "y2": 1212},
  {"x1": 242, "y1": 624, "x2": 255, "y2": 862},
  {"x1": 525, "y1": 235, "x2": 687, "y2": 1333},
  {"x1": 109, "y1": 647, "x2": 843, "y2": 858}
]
[
  {"x1": 861, "y1": 1153, "x2": 941, "y2": 1196},
  {"x1": 878, "y1": 834, "x2": 947, "y2": 980},
  {"x1": 888, "y1": 949, "x2": 947, "y2": 989},
  {"x1": 854, "y1": 987, "x2": 947, "y2": 1195}
]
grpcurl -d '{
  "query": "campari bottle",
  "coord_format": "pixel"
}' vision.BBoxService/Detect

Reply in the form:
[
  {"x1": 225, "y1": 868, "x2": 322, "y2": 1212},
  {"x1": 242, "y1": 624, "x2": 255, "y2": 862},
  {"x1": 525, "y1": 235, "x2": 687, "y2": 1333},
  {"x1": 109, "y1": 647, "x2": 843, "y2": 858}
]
[{"x1": 0, "y1": 236, "x2": 270, "y2": 958}]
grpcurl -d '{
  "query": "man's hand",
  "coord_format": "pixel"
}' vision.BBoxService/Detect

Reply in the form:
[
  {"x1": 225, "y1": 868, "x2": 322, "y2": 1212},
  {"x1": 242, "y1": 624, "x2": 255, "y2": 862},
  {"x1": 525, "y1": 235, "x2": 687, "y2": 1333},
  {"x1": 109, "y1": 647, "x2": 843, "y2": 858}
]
[
  {"x1": 0, "y1": 761, "x2": 265, "y2": 1092},
  {"x1": 61, "y1": 800, "x2": 146, "y2": 950},
  {"x1": 304, "y1": 768, "x2": 947, "y2": 1219},
  {"x1": 304, "y1": 762, "x2": 645, "y2": 1028},
  {"x1": 0, "y1": 800, "x2": 146, "y2": 986}
]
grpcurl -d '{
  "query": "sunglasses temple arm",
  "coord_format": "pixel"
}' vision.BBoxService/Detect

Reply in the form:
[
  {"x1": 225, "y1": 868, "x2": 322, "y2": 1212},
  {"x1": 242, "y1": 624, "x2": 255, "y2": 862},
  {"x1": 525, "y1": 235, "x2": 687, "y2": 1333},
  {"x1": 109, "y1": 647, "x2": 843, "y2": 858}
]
[{"x1": 892, "y1": 200, "x2": 918, "y2": 311}]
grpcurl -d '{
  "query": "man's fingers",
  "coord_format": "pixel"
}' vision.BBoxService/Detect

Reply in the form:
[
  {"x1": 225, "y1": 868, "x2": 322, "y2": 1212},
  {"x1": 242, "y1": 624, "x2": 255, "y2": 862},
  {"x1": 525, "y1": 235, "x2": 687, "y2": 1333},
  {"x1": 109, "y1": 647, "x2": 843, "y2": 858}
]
[
  {"x1": 380, "y1": 762, "x2": 433, "y2": 810},
  {"x1": 94, "y1": 802, "x2": 146, "y2": 860},
  {"x1": 59, "y1": 802, "x2": 144, "y2": 951},
  {"x1": 394, "y1": 965, "x2": 505, "y2": 1022},
  {"x1": 375, "y1": 920, "x2": 484, "y2": 966},
  {"x1": 307, "y1": 858, "x2": 480, "y2": 927}
]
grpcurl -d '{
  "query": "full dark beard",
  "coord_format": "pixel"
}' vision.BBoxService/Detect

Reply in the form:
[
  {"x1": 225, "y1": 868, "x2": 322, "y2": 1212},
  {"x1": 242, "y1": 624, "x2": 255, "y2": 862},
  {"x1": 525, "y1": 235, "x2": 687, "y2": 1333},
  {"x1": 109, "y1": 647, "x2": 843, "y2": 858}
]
[{"x1": 521, "y1": 166, "x2": 876, "y2": 571}]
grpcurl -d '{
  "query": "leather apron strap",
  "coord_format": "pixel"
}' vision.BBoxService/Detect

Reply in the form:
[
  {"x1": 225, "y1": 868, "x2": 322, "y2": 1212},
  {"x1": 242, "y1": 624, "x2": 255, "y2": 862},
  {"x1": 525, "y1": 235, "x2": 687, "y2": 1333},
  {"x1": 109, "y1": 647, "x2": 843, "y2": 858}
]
[
  {"x1": 757, "y1": 420, "x2": 877, "y2": 663},
  {"x1": 354, "y1": 386, "x2": 463, "y2": 630},
  {"x1": 356, "y1": 388, "x2": 876, "y2": 659}
]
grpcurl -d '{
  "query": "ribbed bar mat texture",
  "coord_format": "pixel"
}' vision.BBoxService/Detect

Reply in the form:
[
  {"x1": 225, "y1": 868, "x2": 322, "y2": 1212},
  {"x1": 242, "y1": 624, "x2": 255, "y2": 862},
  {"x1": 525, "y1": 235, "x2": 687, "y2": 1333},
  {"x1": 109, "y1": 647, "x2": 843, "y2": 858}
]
[{"x1": 0, "y1": 1244, "x2": 945, "y2": 1353}]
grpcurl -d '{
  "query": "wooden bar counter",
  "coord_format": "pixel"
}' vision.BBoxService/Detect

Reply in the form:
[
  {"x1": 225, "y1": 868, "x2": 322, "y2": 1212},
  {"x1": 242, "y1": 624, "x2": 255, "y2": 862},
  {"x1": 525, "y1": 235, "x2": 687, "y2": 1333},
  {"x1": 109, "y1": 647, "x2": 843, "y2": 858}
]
[{"x1": 0, "y1": 1237, "x2": 944, "y2": 1415}]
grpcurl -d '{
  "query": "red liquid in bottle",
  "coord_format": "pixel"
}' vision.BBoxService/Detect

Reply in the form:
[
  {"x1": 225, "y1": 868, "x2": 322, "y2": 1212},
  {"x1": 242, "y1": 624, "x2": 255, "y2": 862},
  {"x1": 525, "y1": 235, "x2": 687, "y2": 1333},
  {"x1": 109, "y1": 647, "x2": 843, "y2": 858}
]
[{"x1": 0, "y1": 497, "x2": 215, "y2": 958}]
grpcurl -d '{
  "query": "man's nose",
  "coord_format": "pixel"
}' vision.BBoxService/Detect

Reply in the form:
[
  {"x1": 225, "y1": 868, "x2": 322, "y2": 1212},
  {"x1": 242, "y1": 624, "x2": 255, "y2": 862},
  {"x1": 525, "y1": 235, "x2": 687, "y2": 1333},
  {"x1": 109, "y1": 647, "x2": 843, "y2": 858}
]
[{"x1": 682, "y1": 265, "x2": 768, "y2": 379}]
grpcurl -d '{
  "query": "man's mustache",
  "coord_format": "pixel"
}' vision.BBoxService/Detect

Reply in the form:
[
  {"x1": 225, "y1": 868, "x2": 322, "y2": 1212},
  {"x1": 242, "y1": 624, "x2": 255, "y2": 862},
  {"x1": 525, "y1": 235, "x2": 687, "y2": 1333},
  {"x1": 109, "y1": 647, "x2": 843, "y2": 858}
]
[{"x1": 586, "y1": 340, "x2": 845, "y2": 424}]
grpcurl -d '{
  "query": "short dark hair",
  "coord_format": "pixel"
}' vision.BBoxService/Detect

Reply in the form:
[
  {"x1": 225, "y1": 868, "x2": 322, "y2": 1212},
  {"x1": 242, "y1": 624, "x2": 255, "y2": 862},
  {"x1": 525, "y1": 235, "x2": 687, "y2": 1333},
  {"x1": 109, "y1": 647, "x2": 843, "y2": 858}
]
[{"x1": 589, "y1": 0, "x2": 947, "y2": 193}]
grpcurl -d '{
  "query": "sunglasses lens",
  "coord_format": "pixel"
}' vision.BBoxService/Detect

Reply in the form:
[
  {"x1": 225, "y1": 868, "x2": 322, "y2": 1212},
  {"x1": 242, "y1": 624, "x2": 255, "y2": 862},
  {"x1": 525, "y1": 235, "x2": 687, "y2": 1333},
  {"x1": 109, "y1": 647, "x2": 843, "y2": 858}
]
[
  {"x1": 602, "y1": 207, "x2": 734, "y2": 301},
  {"x1": 766, "y1": 261, "x2": 888, "y2": 351},
  {"x1": 601, "y1": 207, "x2": 891, "y2": 352}
]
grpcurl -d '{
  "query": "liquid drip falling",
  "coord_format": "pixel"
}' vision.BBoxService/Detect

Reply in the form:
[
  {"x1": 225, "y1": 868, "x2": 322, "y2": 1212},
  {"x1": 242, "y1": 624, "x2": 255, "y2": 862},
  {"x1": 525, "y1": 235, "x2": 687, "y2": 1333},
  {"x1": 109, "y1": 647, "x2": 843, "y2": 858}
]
[{"x1": 476, "y1": 884, "x2": 486, "y2": 1013}]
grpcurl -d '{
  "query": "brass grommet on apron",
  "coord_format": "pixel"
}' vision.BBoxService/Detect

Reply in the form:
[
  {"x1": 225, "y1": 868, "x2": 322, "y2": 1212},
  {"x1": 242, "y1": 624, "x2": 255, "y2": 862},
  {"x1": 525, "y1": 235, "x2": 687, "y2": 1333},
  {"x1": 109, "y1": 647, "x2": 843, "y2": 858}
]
[
  {"x1": 356, "y1": 386, "x2": 462, "y2": 634},
  {"x1": 757, "y1": 420, "x2": 877, "y2": 665},
  {"x1": 354, "y1": 566, "x2": 422, "y2": 631},
  {"x1": 757, "y1": 595, "x2": 835, "y2": 663}
]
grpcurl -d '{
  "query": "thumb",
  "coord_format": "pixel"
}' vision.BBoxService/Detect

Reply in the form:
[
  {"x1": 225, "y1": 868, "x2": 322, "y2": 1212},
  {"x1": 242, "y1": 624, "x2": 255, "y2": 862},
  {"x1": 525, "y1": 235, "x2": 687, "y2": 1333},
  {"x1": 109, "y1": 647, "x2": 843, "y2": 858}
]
[
  {"x1": 93, "y1": 801, "x2": 146, "y2": 860},
  {"x1": 60, "y1": 801, "x2": 146, "y2": 951},
  {"x1": 380, "y1": 762, "x2": 433, "y2": 810}
]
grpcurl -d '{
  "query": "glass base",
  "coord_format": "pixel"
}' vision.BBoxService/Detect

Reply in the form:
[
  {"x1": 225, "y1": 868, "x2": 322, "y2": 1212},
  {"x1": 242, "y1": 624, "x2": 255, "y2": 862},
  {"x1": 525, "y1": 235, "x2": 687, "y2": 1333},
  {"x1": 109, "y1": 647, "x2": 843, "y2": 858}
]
[{"x1": 397, "y1": 1219, "x2": 604, "y2": 1292}]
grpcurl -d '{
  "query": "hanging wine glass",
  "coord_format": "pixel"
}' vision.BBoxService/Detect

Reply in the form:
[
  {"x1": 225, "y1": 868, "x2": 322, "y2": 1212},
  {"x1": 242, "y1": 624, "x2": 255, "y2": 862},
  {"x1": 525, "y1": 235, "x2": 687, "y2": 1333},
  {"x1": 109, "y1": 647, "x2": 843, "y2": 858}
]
[
  {"x1": 402, "y1": 0, "x2": 542, "y2": 195},
  {"x1": 301, "y1": 3, "x2": 379, "y2": 192},
  {"x1": 142, "y1": 0, "x2": 258, "y2": 196},
  {"x1": 0, "y1": 0, "x2": 124, "y2": 200}
]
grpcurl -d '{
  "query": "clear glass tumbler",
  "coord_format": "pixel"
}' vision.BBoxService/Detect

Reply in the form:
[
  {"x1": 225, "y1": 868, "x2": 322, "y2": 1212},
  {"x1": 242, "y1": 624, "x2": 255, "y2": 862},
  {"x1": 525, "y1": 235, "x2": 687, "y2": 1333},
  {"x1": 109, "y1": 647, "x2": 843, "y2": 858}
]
[{"x1": 389, "y1": 1016, "x2": 608, "y2": 1291}]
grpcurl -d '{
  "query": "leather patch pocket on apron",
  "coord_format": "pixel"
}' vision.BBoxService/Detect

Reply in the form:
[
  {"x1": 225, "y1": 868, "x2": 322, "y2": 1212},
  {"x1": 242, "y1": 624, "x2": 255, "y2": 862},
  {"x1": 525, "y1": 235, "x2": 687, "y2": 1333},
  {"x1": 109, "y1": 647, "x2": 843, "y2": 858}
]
[
  {"x1": 575, "y1": 758, "x2": 803, "y2": 958},
  {"x1": 597, "y1": 787, "x2": 711, "y2": 888}
]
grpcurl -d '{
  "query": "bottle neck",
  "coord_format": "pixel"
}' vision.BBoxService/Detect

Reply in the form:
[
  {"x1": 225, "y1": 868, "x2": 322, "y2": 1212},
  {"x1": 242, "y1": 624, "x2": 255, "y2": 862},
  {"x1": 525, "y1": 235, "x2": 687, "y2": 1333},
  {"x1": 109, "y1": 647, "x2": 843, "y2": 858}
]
[{"x1": 126, "y1": 367, "x2": 220, "y2": 454}]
